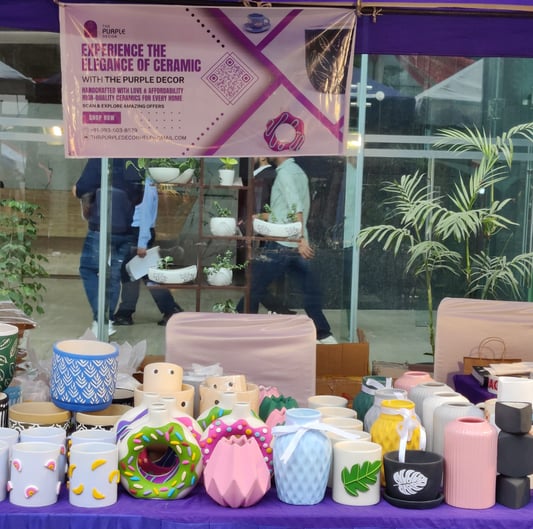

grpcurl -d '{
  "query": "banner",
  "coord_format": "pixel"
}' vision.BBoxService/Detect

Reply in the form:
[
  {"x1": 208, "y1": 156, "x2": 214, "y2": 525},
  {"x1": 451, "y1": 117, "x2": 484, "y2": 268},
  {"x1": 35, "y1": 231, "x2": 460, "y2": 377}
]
[{"x1": 59, "y1": 4, "x2": 355, "y2": 158}]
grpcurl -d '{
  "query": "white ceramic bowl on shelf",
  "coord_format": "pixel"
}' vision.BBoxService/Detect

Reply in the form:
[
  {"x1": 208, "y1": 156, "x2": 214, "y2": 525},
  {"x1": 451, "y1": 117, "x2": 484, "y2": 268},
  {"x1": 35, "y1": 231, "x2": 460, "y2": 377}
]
[
  {"x1": 253, "y1": 218, "x2": 302, "y2": 238},
  {"x1": 148, "y1": 264, "x2": 197, "y2": 284}
]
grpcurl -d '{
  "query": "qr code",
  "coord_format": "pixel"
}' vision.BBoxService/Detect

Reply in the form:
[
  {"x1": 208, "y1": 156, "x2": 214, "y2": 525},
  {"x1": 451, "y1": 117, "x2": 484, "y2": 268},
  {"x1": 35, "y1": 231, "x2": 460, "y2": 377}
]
[{"x1": 202, "y1": 52, "x2": 258, "y2": 105}]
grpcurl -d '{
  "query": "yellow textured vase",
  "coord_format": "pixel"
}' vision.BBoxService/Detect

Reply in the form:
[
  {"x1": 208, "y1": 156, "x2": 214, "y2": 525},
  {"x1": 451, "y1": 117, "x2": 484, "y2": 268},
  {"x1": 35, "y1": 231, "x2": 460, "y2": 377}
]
[{"x1": 370, "y1": 398, "x2": 423, "y2": 484}]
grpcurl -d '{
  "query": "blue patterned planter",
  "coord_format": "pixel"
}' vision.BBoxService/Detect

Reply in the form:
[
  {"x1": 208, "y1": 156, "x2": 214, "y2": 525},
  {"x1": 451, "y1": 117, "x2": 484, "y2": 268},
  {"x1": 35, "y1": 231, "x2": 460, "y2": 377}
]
[{"x1": 50, "y1": 339, "x2": 118, "y2": 412}]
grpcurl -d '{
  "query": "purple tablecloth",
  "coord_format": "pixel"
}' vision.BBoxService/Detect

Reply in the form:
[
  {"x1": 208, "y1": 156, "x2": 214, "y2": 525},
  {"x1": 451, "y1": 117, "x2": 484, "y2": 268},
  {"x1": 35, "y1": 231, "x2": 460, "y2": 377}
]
[
  {"x1": 1, "y1": 485, "x2": 532, "y2": 529},
  {"x1": 453, "y1": 374, "x2": 494, "y2": 404}
]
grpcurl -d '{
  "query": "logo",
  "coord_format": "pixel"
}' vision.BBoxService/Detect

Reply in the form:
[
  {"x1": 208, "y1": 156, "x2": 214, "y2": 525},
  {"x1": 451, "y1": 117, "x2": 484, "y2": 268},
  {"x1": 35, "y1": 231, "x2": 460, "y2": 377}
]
[
  {"x1": 101, "y1": 24, "x2": 126, "y2": 38},
  {"x1": 83, "y1": 20, "x2": 97, "y2": 38}
]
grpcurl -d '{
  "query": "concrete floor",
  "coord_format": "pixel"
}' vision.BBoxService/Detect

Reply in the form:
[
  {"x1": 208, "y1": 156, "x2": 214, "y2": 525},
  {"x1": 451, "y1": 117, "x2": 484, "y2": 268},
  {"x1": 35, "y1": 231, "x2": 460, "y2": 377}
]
[{"x1": 26, "y1": 277, "x2": 430, "y2": 369}]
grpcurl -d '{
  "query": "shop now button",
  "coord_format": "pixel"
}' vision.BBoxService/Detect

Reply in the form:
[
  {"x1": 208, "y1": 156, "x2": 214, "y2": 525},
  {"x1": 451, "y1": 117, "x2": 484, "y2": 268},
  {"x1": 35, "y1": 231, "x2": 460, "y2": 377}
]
[{"x1": 82, "y1": 112, "x2": 121, "y2": 124}]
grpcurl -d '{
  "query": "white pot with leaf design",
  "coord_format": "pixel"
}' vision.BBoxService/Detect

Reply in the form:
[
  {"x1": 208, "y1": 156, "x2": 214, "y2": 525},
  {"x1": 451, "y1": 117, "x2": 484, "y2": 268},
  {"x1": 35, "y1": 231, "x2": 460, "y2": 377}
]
[
  {"x1": 332, "y1": 440, "x2": 382, "y2": 506},
  {"x1": 203, "y1": 250, "x2": 246, "y2": 286},
  {"x1": 209, "y1": 201, "x2": 237, "y2": 237}
]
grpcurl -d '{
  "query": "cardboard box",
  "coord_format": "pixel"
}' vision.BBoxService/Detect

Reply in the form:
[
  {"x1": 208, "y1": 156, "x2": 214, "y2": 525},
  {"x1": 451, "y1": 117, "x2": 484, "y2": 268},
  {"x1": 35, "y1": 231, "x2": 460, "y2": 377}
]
[{"x1": 315, "y1": 330, "x2": 369, "y2": 403}]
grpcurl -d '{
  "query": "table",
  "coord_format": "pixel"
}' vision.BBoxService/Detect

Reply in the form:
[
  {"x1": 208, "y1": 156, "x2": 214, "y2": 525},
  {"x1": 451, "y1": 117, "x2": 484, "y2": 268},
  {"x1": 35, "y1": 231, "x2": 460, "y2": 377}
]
[
  {"x1": 1, "y1": 485, "x2": 532, "y2": 529},
  {"x1": 453, "y1": 374, "x2": 493, "y2": 404}
]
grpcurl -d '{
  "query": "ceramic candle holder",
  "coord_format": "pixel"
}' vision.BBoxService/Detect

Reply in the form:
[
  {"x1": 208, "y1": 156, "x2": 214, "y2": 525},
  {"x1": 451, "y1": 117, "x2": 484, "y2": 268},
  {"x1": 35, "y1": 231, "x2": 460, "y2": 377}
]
[
  {"x1": 75, "y1": 404, "x2": 133, "y2": 431},
  {"x1": 68, "y1": 441, "x2": 119, "y2": 508},
  {"x1": 8, "y1": 441, "x2": 62, "y2": 507},
  {"x1": 204, "y1": 374, "x2": 247, "y2": 393},
  {"x1": 307, "y1": 395, "x2": 348, "y2": 409},
  {"x1": 69, "y1": 428, "x2": 116, "y2": 449},
  {"x1": 198, "y1": 383, "x2": 260, "y2": 414},
  {"x1": 316, "y1": 406, "x2": 357, "y2": 419}
]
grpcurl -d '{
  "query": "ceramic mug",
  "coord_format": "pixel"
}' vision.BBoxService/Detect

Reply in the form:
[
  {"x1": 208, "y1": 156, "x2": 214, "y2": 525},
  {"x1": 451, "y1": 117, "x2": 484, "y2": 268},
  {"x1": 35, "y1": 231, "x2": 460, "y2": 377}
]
[
  {"x1": 247, "y1": 12, "x2": 270, "y2": 29},
  {"x1": 0, "y1": 427, "x2": 19, "y2": 457},
  {"x1": 69, "y1": 429, "x2": 117, "y2": 449},
  {"x1": 68, "y1": 441, "x2": 119, "y2": 508},
  {"x1": 0, "y1": 440, "x2": 9, "y2": 501},
  {"x1": 20, "y1": 426, "x2": 67, "y2": 480},
  {"x1": 8, "y1": 441, "x2": 62, "y2": 507}
]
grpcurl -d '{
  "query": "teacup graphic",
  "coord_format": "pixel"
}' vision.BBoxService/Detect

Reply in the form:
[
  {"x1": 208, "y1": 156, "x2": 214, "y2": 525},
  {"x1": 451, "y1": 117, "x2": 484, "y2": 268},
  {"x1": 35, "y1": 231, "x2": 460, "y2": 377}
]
[
  {"x1": 304, "y1": 27, "x2": 352, "y2": 94},
  {"x1": 245, "y1": 13, "x2": 270, "y2": 33}
]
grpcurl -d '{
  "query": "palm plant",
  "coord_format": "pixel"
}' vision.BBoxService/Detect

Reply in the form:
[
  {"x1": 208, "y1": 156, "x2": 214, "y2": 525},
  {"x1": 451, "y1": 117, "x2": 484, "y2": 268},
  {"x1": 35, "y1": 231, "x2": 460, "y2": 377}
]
[{"x1": 357, "y1": 122, "x2": 533, "y2": 357}]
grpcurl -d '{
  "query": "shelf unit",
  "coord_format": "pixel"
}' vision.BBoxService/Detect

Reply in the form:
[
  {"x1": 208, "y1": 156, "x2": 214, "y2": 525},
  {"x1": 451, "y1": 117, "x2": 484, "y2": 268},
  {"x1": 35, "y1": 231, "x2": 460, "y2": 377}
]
[{"x1": 149, "y1": 160, "x2": 255, "y2": 312}]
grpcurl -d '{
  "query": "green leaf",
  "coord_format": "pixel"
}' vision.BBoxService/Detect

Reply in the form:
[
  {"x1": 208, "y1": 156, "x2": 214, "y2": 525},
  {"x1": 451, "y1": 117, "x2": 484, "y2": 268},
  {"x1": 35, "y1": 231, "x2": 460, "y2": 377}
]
[{"x1": 341, "y1": 459, "x2": 381, "y2": 497}]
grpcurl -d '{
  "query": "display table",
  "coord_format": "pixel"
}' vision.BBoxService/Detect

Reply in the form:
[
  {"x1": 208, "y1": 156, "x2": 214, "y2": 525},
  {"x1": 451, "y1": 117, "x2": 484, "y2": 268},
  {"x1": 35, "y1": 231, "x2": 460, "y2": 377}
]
[
  {"x1": 453, "y1": 373, "x2": 493, "y2": 404},
  {"x1": 1, "y1": 485, "x2": 533, "y2": 529}
]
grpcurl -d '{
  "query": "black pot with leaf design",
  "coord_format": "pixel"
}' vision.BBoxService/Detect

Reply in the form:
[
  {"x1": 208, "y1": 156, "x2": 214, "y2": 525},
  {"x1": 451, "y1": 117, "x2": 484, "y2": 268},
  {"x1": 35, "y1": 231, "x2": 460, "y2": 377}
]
[{"x1": 383, "y1": 450, "x2": 443, "y2": 503}]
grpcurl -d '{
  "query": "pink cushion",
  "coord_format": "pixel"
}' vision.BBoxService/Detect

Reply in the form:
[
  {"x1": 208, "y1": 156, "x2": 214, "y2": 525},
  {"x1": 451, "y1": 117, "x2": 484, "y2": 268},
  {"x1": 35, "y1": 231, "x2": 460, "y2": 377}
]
[{"x1": 165, "y1": 312, "x2": 316, "y2": 406}]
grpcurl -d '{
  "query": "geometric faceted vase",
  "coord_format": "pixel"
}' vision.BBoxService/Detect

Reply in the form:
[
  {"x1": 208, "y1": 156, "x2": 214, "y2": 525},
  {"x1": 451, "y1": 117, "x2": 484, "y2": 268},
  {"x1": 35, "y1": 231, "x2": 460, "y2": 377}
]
[{"x1": 204, "y1": 435, "x2": 271, "y2": 508}]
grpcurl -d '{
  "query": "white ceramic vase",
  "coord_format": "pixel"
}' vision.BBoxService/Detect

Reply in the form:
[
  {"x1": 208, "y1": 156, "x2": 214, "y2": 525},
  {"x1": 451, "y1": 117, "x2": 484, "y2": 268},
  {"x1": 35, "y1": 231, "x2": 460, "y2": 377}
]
[
  {"x1": 408, "y1": 381, "x2": 451, "y2": 417},
  {"x1": 363, "y1": 388, "x2": 408, "y2": 432}
]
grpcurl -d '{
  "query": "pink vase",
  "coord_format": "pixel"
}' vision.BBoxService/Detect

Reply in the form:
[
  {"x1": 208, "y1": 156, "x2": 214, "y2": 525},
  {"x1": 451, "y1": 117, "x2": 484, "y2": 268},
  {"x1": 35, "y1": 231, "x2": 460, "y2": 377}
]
[
  {"x1": 393, "y1": 371, "x2": 433, "y2": 392},
  {"x1": 444, "y1": 417, "x2": 497, "y2": 509},
  {"x1": 204, "y1": 435, "x2": 271, "y2": 508}
]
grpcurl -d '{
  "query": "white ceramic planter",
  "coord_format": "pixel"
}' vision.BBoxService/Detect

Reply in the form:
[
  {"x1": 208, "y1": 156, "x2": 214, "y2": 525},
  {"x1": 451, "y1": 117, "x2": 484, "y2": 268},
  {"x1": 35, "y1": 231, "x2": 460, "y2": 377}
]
[
  {"x1": 253, "y1": 218, "x2": 302, "y2": 238},
  {"x1": 218, "y1": 169, "x2": 235, "y2": 186},
  {"x1": 209, "y1": 217, "x2": 237, "y2": 237},
  {"x1": 148, "y1": 264, "x2": 197, "y2": 284},
  {"x1": 148, "y1": 167, "x2": 180, "y2": 183},
  {"x1": 205, "y1": 267, "x2": 233, "y2": 286}
]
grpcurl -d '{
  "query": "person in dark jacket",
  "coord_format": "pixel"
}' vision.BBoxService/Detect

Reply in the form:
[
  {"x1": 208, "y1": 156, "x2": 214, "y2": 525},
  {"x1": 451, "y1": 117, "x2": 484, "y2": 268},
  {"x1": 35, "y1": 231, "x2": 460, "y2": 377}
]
[{"x1": 74, "y1": 158, "x2": 143, "y2": 336}]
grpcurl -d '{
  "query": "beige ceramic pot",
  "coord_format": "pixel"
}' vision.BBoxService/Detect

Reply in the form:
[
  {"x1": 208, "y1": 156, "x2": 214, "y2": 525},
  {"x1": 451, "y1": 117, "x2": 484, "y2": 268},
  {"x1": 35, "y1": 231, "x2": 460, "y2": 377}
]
[
  {"x1": 133, "y1": 383, "x2": 195, "y2": 416},
  {"x1": 75, "y1": 404, "x2": 133, "y2": 431},
  {"x1": 9, "y1": 401, "x2": 71, "y2": 432}
]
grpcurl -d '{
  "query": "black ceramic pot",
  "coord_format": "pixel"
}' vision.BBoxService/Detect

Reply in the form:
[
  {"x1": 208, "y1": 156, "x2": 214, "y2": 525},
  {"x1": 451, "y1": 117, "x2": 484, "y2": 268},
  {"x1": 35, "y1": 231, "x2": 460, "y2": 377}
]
[{"x1": 383, "y1": 450, "x2": 443, "y2": 503}]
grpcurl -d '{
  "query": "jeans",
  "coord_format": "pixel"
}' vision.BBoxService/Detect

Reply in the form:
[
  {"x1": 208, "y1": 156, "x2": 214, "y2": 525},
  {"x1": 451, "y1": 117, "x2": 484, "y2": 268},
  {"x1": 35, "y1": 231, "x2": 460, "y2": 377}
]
[
  {"x1": 79, "y1": 229, "x2": 133, "y2": 321},
  {"x1": 237, "y1": 242, "x2": 331, "y2": 340}
]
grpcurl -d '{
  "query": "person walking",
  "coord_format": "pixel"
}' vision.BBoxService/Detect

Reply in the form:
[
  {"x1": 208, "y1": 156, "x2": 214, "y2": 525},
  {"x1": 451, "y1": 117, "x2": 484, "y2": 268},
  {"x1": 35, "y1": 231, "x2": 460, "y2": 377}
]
[
  {"x1": 74, "y1": 158, "x2": 144, "y2": 336},
  {"x1": 113, "y1": 177, "x2": 183, "y2": 327},
  {"x1": 238, "y1": 157, "x2": 337, "y2": 344}
]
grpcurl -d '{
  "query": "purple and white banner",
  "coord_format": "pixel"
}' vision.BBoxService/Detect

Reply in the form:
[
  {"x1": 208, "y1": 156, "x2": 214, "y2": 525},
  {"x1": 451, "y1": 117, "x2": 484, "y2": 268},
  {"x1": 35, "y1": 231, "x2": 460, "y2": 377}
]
[{"x1": 59, "y1": 4, "x2": 355, "y2": 158}]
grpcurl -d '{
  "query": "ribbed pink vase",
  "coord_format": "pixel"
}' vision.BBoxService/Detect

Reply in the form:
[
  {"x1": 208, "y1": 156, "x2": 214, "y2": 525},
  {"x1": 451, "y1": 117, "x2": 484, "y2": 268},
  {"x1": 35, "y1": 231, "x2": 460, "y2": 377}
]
[
  {"x1": 393, "y1": 371, "x2": 433, "y2": 392},
  {"x1": 203, "y1": 435, "x2": 271, "y2": 508},
  {"x1": 444, "y1": 417, "x2": 497, "y2": 509}
]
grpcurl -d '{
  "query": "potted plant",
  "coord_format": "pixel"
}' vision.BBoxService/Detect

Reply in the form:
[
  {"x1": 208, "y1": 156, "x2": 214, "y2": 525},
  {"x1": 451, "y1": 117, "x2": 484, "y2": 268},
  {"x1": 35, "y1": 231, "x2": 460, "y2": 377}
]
[
  {"x1": 147, "y1": 255, "x2": 197, "y2": 284},
  {"x1": 0, "y1": 199, "x2": 49, "y2": 316},
  {"x1": 209, "y1": 201, "x2": 237, "y2": 237},
  {"x1": 212, "y1": 299, "x2": 237, "y2": 313},
  {"x1": 357, "y1": 122, "x2": 533, "y2": 358},
  {"x1": 218, "y1": 157, "x2": 238, "y2": 186},
  {"x1": 253, "y1": 203, "x2": 302, "y2": 238},
  {"x1": 126, "y1": 158, "x2": 199, "y2": 184},
  {"x1": 203, "y1": 249, "x2": 247, "y2": 286}
]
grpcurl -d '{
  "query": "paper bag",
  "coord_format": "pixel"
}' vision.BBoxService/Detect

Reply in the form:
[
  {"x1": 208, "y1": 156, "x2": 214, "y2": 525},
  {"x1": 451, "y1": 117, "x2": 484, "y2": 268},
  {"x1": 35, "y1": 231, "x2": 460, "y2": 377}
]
[{"x1": 463, "y1": 337, "x2": 521, "y2": 374}]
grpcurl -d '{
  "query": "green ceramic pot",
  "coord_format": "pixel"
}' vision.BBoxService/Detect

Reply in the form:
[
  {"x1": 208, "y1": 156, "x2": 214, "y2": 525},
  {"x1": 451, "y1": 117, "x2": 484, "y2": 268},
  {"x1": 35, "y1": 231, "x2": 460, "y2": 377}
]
[{"x1": 0, "y1": 323, "x2": 19, "y2": 392}]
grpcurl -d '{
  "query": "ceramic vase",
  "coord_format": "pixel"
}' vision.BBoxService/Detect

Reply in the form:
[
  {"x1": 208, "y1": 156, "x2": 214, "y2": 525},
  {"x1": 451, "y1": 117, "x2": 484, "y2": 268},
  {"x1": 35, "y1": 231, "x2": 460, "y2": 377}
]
[
  {"x1": 444, "y1": 417, "x2": 497, "y2": 509},
  {"x1": 352, "y1": 376, "x2": 390, "y2": 423},
  {"x1": 272, "y1": 408, "x2": 332, "y2": 505},
  {"x1": 421, "y1": 391, "x2": 468, "y2": 451},
  {"x1": 8, "y1": 441, "x2": 62, "y2": 507},
  {"x1": 160, "y1": 396, "x2": 203, "y2": 442},
  {"x1": 332, "y1": 440, "x2": 382, "y2": 506},
  {"x1": 407, "y1": 381, "x2": 451, "y2": 417},
  {"x1": 113, "y1": 391, "x2": 160, "y2": 443},
  {"x1": 203, "y1": 435, "x2": 271, "y2": 508},
  {"x1": 68, "y1": 441, "x2": 119, "y2": 508},
  {"x1": 432, "y1": 401, "x2": 484, "y2": 456},
  {"x1": 497, "y1": 376, "x2": 533, "y2": 403},
  {"x1": 50, "y1": 339, "x2": 119, "y2": 412},
  {"x1": 196, "y1": 392, "x2": 236, "y2": 431},
  {"x1": 117, "y1": 403, "x2": 203, "y2": 499},
  {"x1": 370, "y1": 399, "x2": 424, "y2": 457},
  {"x1": 364, "y1": 388, "x2": 408, "y2": 433},
  {"x1": 0, "y1": 323, "x2": 19, "y2": 392},
  {"x1": 199, "y1": 402, "x2": 273, "y2": 472},
  {"x1": 393, "y1": 371, "x2": 433, "y2": 393}
]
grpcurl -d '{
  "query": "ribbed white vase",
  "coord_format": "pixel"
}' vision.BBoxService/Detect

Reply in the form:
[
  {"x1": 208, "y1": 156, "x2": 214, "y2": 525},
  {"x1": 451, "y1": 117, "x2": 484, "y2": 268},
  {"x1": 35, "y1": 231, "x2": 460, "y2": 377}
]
[
  {"x1": 408, "y1": 382, "x2": 451, "y2": 417},
  {"x1": 422, "y1": 391, "x2": 468, "y2": 451}
]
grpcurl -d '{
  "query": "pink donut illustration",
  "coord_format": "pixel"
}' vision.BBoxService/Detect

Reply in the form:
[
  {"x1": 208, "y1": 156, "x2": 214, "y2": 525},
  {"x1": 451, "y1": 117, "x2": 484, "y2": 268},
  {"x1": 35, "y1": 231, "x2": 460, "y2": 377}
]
[{"x1": 264, "y1": 112, "x2": 305, "y2": 152}]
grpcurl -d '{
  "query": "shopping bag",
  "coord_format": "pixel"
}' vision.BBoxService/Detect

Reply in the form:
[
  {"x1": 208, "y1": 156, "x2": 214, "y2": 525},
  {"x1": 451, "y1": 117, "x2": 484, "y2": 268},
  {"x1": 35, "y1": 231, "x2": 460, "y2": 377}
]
[{"x1": 463, "y1": 336, "x2": 521, "y2": 374}]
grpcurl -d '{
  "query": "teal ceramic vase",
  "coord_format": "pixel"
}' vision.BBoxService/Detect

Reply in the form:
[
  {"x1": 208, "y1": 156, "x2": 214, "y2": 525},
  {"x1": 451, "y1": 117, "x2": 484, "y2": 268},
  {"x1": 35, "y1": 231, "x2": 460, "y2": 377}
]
[{"x1": 272, "y1": 408, "x2": 331, "y2": 505}]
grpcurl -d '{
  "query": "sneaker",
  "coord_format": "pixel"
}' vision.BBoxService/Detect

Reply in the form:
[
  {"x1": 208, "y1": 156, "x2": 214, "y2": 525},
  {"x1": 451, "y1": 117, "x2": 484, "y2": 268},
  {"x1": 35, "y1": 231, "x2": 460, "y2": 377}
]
[
  {"x1": 318, "y1": 335, "x2": 338, "y2": 345},
  {"x1": 91, "y1": 321, "x2": 117, "y2": 337},
  {"x1": 114, "y1": 314, "x2": 134, "y2": 326}
]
